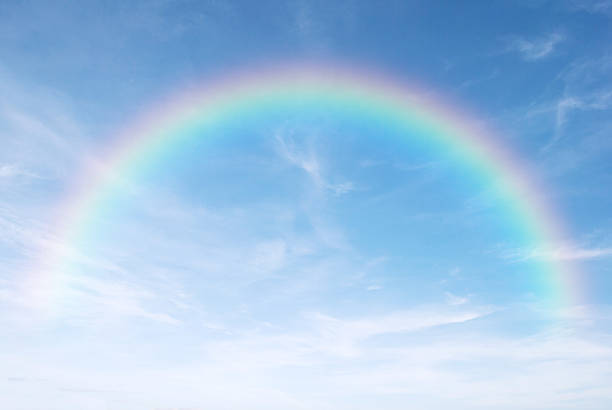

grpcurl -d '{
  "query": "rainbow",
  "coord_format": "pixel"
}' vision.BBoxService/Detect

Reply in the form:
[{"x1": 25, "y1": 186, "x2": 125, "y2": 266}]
[{"x1": 35, "y1": 62, "x2": 579, "y2": 308}]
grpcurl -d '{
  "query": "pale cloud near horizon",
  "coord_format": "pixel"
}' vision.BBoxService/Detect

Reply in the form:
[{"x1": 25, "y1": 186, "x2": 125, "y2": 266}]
[{"x1": 2, "y1": 303, "x2": 612, "y2": 409}]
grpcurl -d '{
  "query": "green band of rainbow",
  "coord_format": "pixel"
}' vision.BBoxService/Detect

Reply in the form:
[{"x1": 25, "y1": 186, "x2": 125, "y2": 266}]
[{"x1": 36, "y1": 63, "x2": 579, "y2": 307}]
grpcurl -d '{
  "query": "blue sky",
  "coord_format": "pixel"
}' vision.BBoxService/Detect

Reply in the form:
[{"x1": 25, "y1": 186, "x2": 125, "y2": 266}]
[{"x1": 1, "y1": 1, "x2": 612, "y2": 409}]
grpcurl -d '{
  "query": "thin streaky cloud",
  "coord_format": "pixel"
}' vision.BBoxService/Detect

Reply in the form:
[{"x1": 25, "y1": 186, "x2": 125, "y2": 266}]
[
  {"x1": 274, "y1": 130, "x2": 355, "y2": 195},
  {"x1": 0, "y1": 164, "x2": 40, "y2": 180},
  {"x1": 506, "y1": 245, "x2": 612, "y2": 261},
  {"x1": 506, "y1": 32, "x2": 564, "y2": 61},
  {"x1": 445, "y1": 291, "x2": 469, "y2": 305},
  {"x1": 564, "y1": 0, "x2": 612, "y2": 14}
]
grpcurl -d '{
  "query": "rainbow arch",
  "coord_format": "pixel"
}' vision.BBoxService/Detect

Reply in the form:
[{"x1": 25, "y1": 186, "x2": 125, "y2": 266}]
[{"x1": 39, "y1": 63, "x2": 579, "y2": 307}]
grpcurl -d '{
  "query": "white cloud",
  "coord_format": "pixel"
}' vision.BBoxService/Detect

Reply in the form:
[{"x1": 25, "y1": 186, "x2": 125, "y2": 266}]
[
  {"x1": 507, "y1": 32, "x2": 564, "y2": 61},
  {"x1": 512, "y1": 56, "x2": 612, "y2": 152},
  {"x1": 546, "y1": 96, "x2": 584, "y2": 150},
  {"x1": 3, "y1": 304, "x2": 612, "y2": 409},
  {"x1": 0, "y1": 68, "x2": 92, "y2": 182},
  {"x1": 445, "y1": 291, "x2": 469, "y2": 305},
  {"x1": 0, "y1": 164, "x2": 39, "y2": 179},
  {"x1": 197, "y1": 305, "x2": 492, "y2": 366},
  {"x1": 249, "y1": 240, "x2": 288, "y2": 273},
  {"x1": 329, "y1": 181, "x2": 355, "y2": 196},
  {"x1": 358, "y1": 159, "x2": 382, "y2": 168},
  {"x1": 544, "y1": 92, "x2": 612, "y2": 150},
  {"x1": 506, "y1": 244, "x2": 612, "y2": 261},
  {"x1": 323, "y1": 329, "x2": 612, "y2": 408},
  {"x1": 535, "y1": 246, "x2": 612, "y2": 261},
  {"x1": 565, "y1": 0, "x2": 612, "y2": 13},
  {"x1": 275, "y1": 131, "x2": 355, "y2": 196}
]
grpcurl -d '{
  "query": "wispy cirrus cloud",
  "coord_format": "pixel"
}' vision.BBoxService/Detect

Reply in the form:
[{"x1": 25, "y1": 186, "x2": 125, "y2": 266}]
[
  {"x1": 0, "y1": 65, "x2": 100, "y2": 189},
  {"x1": 445, "y1": 291, "x2": 469, "y2": 305},
  {"x1": 0, "y1": 164, "x2": 40, "y2": 180},
  {"x1": 504, "y1": 244, "x2": 612, "y2": 261},
  {"x1": 534, "y1": 246, "x2": 612, "y2": 261},
  {"x1": 505, "y1": 32, "x2": 564, "y2": 61},
  {"x1": 564, "y1": 0, "x2": 612, "y2": 14},
  {"x1": 509, "y1": 55, "x2": 612, "y2": 153},
  {"x1": 544, "y1": 90, "x2": 612, "y2": 151},
  {"x1": 275, "y1": 130, "x2": 356, "y2": 196}
]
